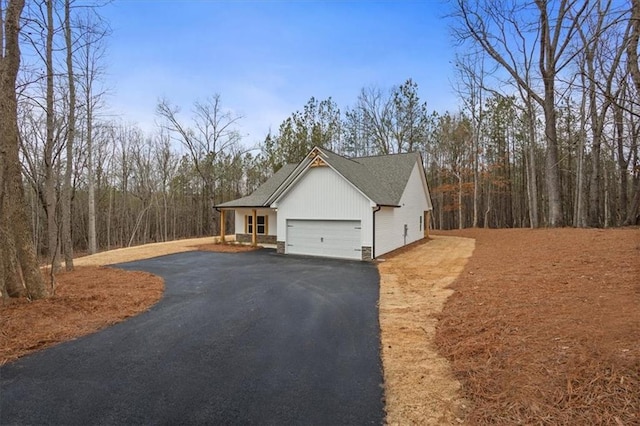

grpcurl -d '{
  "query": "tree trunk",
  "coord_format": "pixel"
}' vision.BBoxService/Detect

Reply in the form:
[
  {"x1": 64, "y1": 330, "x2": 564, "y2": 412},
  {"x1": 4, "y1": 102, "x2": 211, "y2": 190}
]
[
  {"x1": 623, "y1": 0, "x2": 640, "y2": 226},
  {"x1": 614, "y1": 104, "x2": 628, "y2": 223},
  {"x1": 473, "y1": 126, "x2": 479, "y2": 227},
  {"x1": 585, "y1": 48, "x2": 603, "y2": 228},
  {"x1": 457, "y1": 172, "x2": 463, "y2": 229},
  {"x1": 625, "y1": 183, "x2": 640, "y2": 225},
  {"x1": 526, "y1": 102, "x2": 539, "y2": 228},
  {"x1": 624, "y1": 120, "x2": 640, "y2": 225},
  {"x1": 542, "y1": 79, "x2": 563, "y2": 227},
  {"x1": 573, "y1": 76, "x2": 588, "y2": 228},
  {"x1": 588, "y1": 129, "x2": 602, "y2": 227},
  {"x1": 573, "y1": 131, "x2": 586, "y2": 228},
  {"x1": 44, "y1": 0, "x2": 61, "y2": 271},
  {"x1": 0, "y1": 226, "x2": 26, "y2": 298},
  {"x1": 484, "y1": 177, "x2": 492, "y2": 228},
  {"x1": 0, "y1": 0, "x2": 49, "y2": 299},
  {"x1": 107, "y1": 185, "x2": 113, "y2": 250},
  {"x1": 87, "y1": 95, "x2": 97, "y2": 254},
  {"x1": 628, "y1": 0, "x2": 640, "y2": 95},
  {"x1": 603, "y1": 162, "x2": 610, "y2": 227},
  {"x1": 61, "y1": 0, "x2": 75, "y2": 270}
]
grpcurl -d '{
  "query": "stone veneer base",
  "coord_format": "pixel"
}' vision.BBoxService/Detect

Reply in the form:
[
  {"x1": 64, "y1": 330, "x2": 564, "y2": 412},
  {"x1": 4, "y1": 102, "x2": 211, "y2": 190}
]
[
  {"x1": 361, "y1": 246, "x2": 372, "y2": 261},
  {"x1": 236, "y1": 234, "x2": 277, "y2": 244}
]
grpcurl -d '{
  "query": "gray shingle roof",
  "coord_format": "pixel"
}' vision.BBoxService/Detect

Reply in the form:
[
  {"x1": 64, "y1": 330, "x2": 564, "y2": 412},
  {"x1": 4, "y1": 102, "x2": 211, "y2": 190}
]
[
  {"x1": 217, "y1": 147, "x2": 422, "y2": 208},
  {"x1": 216, "y1": 164, "x2": 297, "y2": 208},
  {"x1": 317, "y1": 148, "x2": 419, "y2": 206},
  {"x1": 358, "y1": 152, "x2": 421, "y2": 205}
]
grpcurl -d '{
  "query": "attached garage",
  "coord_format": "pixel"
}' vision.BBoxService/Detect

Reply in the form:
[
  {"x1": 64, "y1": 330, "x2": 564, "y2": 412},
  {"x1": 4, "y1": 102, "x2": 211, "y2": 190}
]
[{"x1": 286, "y1": 219, "x2": 362, "y2": 260}]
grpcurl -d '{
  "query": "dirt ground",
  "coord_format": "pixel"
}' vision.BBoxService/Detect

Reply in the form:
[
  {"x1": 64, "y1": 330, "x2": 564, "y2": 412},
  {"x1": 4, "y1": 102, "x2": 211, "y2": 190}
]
[
  {"x1": 1, "y1": 236, "x2": 258, "y2": 365},
  {"x1": 72, "y1": 235, "x2": 242, "y2": 267},
  {"x1": 378, "y1": 235, "x2": 476, "y2": 425},
  {"x1": 434, "y1": 228, "x2": 640, "y2": 424}
]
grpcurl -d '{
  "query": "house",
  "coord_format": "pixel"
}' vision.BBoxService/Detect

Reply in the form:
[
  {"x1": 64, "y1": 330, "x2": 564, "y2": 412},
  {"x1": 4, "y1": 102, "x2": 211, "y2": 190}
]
[{"x1": 216, "y1": 146, "x2": 433, "y2": 261}]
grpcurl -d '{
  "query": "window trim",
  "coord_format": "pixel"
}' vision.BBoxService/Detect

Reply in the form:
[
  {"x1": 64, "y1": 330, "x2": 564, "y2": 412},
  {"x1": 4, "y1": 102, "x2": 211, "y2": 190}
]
[{"x1": 245, "y1": 214, "x2": 268, "y2": 235}]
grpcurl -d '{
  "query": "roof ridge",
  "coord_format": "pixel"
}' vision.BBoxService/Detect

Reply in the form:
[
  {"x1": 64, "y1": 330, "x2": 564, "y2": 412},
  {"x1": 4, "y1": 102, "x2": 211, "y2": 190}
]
[
  {"x1": 353, "y1": 151, "x2": 419, "y2": 160},
  {"x1": 316, "y1": 146, "x2": 362, "y2": 165},
  {"x1": 315, "y1": 145, "x2": 420, "y2": 161}
]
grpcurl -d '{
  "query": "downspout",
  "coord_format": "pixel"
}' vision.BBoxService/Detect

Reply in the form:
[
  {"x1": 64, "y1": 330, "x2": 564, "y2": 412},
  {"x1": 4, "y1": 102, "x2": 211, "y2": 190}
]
[{"x1": 372, "y1": 205, "x2": 381, "y2": 259}]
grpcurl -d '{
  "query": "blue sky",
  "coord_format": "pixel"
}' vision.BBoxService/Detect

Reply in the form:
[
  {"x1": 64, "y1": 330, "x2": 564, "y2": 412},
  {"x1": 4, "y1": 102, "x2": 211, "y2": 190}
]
[{"x1": 101, "y1": 0, "x2": 459, "y2": 146}]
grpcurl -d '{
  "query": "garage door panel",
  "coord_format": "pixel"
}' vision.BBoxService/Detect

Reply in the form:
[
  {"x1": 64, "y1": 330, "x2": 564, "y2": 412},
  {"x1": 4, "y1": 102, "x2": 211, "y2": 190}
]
[{"x1": 286, "y1": 220, "x2": 361, "y2": 260}]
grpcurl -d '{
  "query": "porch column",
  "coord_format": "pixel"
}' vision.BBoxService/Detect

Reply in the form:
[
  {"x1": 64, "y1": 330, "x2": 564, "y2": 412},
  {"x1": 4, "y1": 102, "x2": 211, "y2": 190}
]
[
  {"x1": 220, "y1": 210, "x2": 226, "y2": 243},
  {"x1": 424, "y1": 211, "x2": 431, "y2": 238},
  {"x1": 252, "y1": 209, "x2": 257, "y2": 247}
]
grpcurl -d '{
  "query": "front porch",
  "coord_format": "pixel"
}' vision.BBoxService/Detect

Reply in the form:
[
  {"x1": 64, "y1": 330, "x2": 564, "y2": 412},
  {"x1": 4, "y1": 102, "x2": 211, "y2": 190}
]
[{"x1": 218, "y1": 207, "x2": 277, "y2": 247}]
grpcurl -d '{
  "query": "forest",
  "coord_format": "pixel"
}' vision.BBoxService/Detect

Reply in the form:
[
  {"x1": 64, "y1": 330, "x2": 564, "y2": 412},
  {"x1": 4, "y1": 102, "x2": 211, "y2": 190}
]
[{"x1": 1, "y1": 0, "x2": 639, "y2": 297}]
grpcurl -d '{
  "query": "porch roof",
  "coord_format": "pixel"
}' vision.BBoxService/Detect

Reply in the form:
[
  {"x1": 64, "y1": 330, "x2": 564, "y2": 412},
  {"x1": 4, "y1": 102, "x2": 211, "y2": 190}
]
[{"x1": 216, "y1": 164, "x2": 296, "y2": 208}]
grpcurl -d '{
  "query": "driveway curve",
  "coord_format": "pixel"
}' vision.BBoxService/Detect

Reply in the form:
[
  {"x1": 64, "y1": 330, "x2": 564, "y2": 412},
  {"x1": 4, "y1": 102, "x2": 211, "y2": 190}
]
[{"x1": 0, "y1": 250, "x2": 383, "y2": 425}]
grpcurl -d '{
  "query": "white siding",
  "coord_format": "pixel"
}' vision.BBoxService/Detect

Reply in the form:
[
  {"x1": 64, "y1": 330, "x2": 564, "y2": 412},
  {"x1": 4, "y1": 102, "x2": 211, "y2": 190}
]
[
  {"x1": 275, "y1": 167, "x2": 373, "y2": 248},
  {"x1": 234, "y1": 209, "x2": 247, "y2": 234},
  {"x1": 373, "y1": 207, "x2": 397, "y2": 257},
  {"x1": 375, "y1": 162, "x2": 430, "y2": 256},
  {"x1": 233, "y1": 208, "x2": 277, "y2": 236}
]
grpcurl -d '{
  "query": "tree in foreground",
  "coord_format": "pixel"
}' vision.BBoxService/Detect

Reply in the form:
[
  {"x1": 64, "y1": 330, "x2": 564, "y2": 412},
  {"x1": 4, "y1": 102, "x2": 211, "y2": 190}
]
[{"x1": 0, "y1": 0, "x2": 49, "y2": 299}]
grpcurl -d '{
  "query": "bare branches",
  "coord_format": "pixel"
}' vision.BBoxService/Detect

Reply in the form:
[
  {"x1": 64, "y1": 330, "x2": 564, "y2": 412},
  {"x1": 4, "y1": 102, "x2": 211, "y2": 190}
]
[{"x1": 156, "y1": 94, "x2": 244, "y2": 235}]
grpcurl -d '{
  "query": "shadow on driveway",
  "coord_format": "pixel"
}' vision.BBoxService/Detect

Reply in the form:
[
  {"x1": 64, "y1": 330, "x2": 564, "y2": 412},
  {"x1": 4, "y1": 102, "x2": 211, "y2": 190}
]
[{"x1": 1, "y1": 250, "x2": 384, "y2": 425}]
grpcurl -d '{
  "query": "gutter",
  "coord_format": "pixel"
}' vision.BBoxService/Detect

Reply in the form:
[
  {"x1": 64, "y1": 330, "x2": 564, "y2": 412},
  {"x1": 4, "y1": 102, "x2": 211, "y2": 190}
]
[
  {"x1": 372, "y1": 205, "x2": 381, "y2": 259},
  {"x1": 214, "y1": 204, "x2": 270, "y2": 209}
]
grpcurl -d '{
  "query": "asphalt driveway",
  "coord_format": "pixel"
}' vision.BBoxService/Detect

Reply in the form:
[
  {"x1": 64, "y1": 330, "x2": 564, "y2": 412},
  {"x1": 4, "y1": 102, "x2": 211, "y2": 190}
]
[{"x1": 0, "y1": 250, "x2": 384, "y2": 425}]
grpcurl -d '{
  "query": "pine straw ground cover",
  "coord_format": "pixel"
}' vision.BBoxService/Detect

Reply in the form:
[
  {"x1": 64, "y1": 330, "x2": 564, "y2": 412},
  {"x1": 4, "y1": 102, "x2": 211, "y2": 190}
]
[
  {"x1": 0, "y1": 267, "x2": 164, "y2": 365},
  {"x1": 434, "y1": 228, "x2": 640, "y2": 424},
  {"x1": 1, "y1": 240, "x2": 260, "y2": 365}
]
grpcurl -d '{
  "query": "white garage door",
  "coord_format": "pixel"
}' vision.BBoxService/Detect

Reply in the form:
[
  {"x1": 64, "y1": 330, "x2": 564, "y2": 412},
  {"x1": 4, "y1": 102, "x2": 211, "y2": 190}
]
[{"x1": 286, "y1": 220, "x2": 362, "y2": 260}]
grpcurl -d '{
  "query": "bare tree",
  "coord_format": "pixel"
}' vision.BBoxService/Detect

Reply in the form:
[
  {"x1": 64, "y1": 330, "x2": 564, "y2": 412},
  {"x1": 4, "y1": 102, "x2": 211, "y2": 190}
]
[
  {"x1": 343, "y1": 81, "x2": 432, "y2": 156},
  {"x1": 625, "y1": 0, "x2": 640, "y2": 224},
  {"x1": 629, "y1": 0, "x2": 640, "y2": 95},
  {"x1": 153, "y1": 129, "x2": 178, "y2": 242},
  {"x1": 156, "y1": 94, "x2": 242, "y2": 235},
  {"x1": 76, "y1": 9, "x2": 108, "y2": 253},
  {"x1": 1, "y1": 0, "x2": 48, "y2": 299},
  {"x1": 577, "y1": 0, "x2": 630, "y2": 227},
  {"x1": 453, "y1": 52, "x2": 489, "y2": 227},
  {"x1": 61, "y1": 0, "x2": 76, "y2": 270},
  {"x1": 354, "y1": 86, "x2": 393, "y2": 154},
  {"x1": 435, "y1": 112, "x2": 472, "y2": 229},
  {"x1": 453, "y1": 0, "x2": 591, "y2": 226},
  {"x1": 43, "y1": 0, "x2": 61, "y2": 272}
]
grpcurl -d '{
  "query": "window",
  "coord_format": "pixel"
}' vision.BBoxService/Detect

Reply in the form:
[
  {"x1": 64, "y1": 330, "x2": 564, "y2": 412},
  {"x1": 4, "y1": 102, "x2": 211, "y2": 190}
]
[
  {"x1": 419, "y1": 215, "x2": 423, "y2": 232},
  {"x1": 245, "y1": 215, "x2": 268, "y2": 235},
  {"x1": 257, "y1": 215, "x2": 266, "y2": 234}
]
